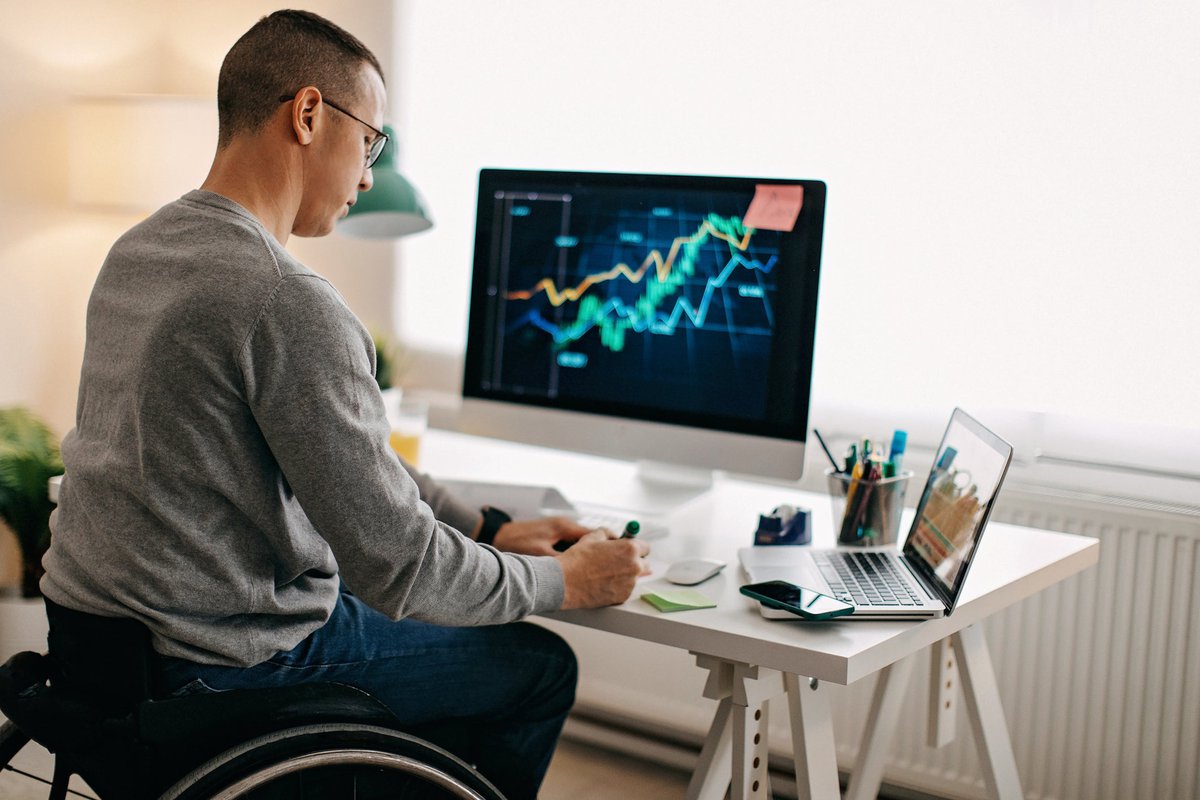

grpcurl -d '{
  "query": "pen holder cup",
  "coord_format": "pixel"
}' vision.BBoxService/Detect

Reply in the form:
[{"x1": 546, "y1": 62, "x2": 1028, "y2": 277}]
[{"x1": 825, "y1": 468, "x2": 913, "y2": 547}]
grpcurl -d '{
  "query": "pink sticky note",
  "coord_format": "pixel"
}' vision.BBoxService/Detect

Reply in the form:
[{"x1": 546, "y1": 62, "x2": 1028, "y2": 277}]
[{"x1": 743, "y1": 184, "x2": 805, "y2": 232}]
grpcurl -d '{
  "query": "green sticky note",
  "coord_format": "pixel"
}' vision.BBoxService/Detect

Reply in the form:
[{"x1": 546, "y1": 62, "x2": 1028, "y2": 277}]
[{"x1": 641, "y1": 588, "x2": 717, "y2": 613}]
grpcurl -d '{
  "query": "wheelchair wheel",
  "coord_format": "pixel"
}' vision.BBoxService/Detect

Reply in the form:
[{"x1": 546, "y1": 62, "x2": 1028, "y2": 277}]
[{"x1": 158, "y1": 723, "x2": 505, "y2": 800}]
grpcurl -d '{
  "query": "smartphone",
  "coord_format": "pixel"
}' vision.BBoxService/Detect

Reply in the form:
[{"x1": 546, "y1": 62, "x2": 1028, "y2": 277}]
[{"x1": 740, "y1": 580, "x2": 855, "y2": 621}]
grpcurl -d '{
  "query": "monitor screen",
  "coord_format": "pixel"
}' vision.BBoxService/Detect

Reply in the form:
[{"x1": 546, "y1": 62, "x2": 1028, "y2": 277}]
[{"x1": 460, "y1": 169, "x2": 825, "y2": 489}]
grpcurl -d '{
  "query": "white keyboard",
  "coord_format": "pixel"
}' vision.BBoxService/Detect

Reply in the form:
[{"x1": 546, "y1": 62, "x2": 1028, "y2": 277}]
[{"x1": 573, "y1": 506, "x2": 670, "y2": 539}]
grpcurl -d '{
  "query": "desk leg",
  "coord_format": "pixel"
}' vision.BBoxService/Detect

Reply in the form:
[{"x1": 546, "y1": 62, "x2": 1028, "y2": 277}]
[
  {"x1": 687, "y1": 655, "x2": 735, "y2": 800},
  {"x1": 954, "y1": 625, "x2": 1023, "y2": 800},
  {"x1": 686, "y1": 697, "x2": 734, "y2": 800},
  {"x1": 687, "y1": 656, "x2": 787, "y2": 800},
  {"x1": 784, "y1": 674, "x2": 841, "y2": 800},
  {"x1": 843, "y1": 655, "x2": 916, "y2": 800},
  {"x1": 927, "y1": 637, "x2": 959, "y2": 748},
  {"x1": 729, "y1": 662, "x2": 777, "y2": 800}
]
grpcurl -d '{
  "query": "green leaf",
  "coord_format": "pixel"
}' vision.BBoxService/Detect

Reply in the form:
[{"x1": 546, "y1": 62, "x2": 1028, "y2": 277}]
[
  {"x1": 370, "y1": 330, "x2": 410, "y2": 392},
  {"x1": 0, "y1": 407, "x2": 63, "y2": 556}
]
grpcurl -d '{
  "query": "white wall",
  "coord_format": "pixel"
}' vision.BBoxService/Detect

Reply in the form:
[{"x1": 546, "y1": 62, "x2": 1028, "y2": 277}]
[
  {"x1": 393, "y1": 0, "x2": 1200, "y2": 441},
  {"x1": 0, "y1": 0, "x2": 400, "y2": 587},
  {"x1": 0, "y1": 0, "x2": 400, "y2": 437}
]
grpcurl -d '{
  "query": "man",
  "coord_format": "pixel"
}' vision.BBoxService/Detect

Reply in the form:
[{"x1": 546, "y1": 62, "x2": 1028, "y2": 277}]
[{"x1": 41, "y1": 10, "x2": 648, "y2": 798}]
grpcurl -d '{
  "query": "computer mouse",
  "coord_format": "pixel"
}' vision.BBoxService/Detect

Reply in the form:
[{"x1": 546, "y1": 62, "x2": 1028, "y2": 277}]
[{"x1": 664, "y1": 558, "x2": 727, "y2": 586}]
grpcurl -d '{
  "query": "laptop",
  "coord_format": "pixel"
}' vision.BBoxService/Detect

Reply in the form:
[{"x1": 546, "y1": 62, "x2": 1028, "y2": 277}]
[{"x1": 739, "y1": 408, "x2": 1013, "y2": 620}]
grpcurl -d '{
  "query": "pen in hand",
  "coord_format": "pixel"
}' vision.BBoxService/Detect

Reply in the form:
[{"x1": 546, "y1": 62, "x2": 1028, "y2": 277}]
[{"x1": 555, "y1": 519, "x2": 640, "y2": 551}]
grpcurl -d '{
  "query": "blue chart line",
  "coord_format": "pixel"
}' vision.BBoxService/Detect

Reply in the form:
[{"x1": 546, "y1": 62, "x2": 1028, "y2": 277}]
[{"x1": 508, "y1": 253, "x2": 778, "y2": 347}]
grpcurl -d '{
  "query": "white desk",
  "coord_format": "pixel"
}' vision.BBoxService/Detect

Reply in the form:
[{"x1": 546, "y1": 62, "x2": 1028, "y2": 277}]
[{"x1": 420, "y1": 430, "x2": 1100, "y2": 800}]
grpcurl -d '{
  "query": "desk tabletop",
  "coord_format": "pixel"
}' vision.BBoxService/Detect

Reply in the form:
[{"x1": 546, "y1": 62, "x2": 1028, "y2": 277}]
[{"x1": 422, "y1": 429, "x2": 1100, "y2": 685}]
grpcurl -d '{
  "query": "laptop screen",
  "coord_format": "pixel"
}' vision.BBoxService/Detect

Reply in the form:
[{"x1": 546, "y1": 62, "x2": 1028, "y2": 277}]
[{"x1": 902, "y1": 408, "x2": 1014, "y2": 612}]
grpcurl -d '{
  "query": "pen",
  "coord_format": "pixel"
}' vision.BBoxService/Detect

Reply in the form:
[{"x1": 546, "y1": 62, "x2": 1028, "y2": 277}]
[
  {"x1": 866, "y1": 457, "x2": 883, "y2": 481},
  {"x1": 844, "y1": 479, "x2": 875, "y2": 540},
  {"x1": 813, "y1": 428, "x2": 844, "y2": 473},
  {"x1": 621, "y1": 521, "x2": 640, "y2": 539},
  {"x1": 842, "y1": 458, "x2": 864, "y2": 524}
]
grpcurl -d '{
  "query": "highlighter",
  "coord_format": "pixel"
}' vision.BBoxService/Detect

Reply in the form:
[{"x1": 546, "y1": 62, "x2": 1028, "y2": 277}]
[{"x1": 888, "y1": 429, "x2": 908, "y2": 473}]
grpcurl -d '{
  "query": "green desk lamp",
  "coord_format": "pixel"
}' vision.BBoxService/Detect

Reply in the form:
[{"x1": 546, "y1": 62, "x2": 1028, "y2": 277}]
[{"x1": 339, "y1": 126, "x2": 433, "y2": 238}]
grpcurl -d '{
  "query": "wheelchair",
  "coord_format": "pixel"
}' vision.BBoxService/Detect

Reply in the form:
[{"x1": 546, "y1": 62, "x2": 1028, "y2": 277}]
[{"x1": 0, "y1": 600, "x2": 506, "y2": 799}]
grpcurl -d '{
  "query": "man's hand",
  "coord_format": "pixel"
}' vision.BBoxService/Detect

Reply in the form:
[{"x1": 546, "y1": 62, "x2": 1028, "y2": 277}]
[
  {"x1": 491, "y1": 516, "x2": 591, "y2": 556},
  {"x1": 557, "y1": 529, "x2": 650, "y2": 609}
]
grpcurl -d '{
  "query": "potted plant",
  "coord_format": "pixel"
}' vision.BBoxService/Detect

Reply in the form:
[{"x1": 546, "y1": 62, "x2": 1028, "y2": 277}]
[
  {"x1": 372, "y1": 329, "x2": 407, "y2": 394},
  {"x1": 0, "y1": 407, "x2": 63, "y2": 597}
]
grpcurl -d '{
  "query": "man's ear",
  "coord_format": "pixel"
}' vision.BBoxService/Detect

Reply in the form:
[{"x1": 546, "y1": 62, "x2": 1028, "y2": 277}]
[{"x1": 289, "y1": 86, "x2": 322, "y2": 146}]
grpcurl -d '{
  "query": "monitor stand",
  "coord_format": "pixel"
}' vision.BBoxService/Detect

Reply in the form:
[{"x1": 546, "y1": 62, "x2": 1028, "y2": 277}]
[{"x1": 589, "y1": 460, "x2": 715, "y2": 517}]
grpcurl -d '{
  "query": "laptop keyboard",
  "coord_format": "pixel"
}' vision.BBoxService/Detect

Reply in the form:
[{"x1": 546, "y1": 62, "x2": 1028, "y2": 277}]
[{"x1": 813, "y1": 551, "x2": 924, "y2": 606}]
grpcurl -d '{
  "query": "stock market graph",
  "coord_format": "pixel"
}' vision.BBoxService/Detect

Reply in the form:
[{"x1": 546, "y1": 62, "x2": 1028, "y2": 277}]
[{"x1": 477, "y1": 183, "x2": 793, "y2": 422}]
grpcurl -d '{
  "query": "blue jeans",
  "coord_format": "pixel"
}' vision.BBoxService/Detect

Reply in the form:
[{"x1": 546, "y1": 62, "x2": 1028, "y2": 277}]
[{"x1": 156, "y1": 589, "x2": 577, "y2": 799}]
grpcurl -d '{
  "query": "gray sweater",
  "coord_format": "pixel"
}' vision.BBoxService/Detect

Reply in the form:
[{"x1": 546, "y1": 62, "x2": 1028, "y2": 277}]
[{"x1": 43, "y1": 190, "x2": 564, "y2": 667}]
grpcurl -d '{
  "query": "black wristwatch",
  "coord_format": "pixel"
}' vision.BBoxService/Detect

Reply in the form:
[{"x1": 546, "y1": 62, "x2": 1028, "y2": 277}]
[{"x1": 477, "y1": 505, "x2": 512, "y2": 547}]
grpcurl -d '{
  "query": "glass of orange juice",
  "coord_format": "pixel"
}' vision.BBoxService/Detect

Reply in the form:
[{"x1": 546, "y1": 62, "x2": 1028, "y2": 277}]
[{"x1": 387, "y1": 397, "x2": 428, "y2": 465}]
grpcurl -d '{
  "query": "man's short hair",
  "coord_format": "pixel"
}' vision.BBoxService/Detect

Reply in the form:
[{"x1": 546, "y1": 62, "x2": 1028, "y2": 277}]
[{"x1": 217, "y1": 9, "x2": 385, "y2": 148}]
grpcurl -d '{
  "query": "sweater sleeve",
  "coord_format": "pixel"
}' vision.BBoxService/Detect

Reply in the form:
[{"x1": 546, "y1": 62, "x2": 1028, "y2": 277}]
[
  {"x1": 238, "y1": 275, "x2": 563, "y2": 623},
  {"x1": 399, "y1": 460, "x2": 484, "y2": 537}
]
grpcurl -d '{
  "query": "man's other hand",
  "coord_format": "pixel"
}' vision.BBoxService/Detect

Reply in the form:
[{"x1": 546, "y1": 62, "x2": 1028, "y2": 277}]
[
  {"x1": 557, "y1": 529, "x2": 650, "y2": 609},
  {"x1": 491, "y1": 516, "x2": 591, "y2": 556}
]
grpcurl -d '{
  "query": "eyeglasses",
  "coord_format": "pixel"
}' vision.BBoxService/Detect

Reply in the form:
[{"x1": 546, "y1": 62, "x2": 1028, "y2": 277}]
[{"x1": 279, "y1": 94, "x2": 389, "y2": 169}]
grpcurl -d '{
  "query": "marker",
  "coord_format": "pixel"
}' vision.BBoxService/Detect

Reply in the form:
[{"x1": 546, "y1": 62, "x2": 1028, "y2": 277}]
[
  {"x1": 621, "y1": 520, "x2": 640, "y2": 539},
  {"x1": 887, "y1": 429, "x2": 908, "y2": 473}
]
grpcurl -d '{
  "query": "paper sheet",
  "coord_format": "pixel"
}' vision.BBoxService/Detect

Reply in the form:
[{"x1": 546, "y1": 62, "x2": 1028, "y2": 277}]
[
  {"x1": 743, "y1": 184, "x2": 805, "y2": 232},
  {"x1": 641, "y1": 588, "x2": 718, "y2": 612}
]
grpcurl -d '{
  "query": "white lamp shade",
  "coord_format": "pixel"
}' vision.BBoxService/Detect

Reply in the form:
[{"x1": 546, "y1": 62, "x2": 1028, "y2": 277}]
[{"x1": 69, "y1": 95, "x2": 217, "y2": 212}]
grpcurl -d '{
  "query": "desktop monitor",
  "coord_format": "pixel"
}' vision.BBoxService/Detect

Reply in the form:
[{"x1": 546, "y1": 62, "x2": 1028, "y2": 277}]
[{"x1": 460, "y1": 169, "x2": 826, "y2": 512}]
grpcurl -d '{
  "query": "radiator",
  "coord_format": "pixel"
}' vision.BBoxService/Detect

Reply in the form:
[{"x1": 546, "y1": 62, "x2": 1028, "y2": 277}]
[{"x1": 548, "y1": 487, "x2": 1200, "y2": 800}]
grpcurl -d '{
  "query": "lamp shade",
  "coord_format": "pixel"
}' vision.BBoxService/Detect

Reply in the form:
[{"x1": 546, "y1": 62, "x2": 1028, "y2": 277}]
[
  {"x1": 68, "y1": 95, "x2": 216, "y2": 212},
  {"x1": 338, "y1": 126, "x2": 433, "y2": 238}
]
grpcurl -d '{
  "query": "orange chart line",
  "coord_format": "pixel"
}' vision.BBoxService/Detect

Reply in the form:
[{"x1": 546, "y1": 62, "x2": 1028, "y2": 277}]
[{"x1": 505, "y1": 220, "x2": 753, "y2": 308}]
